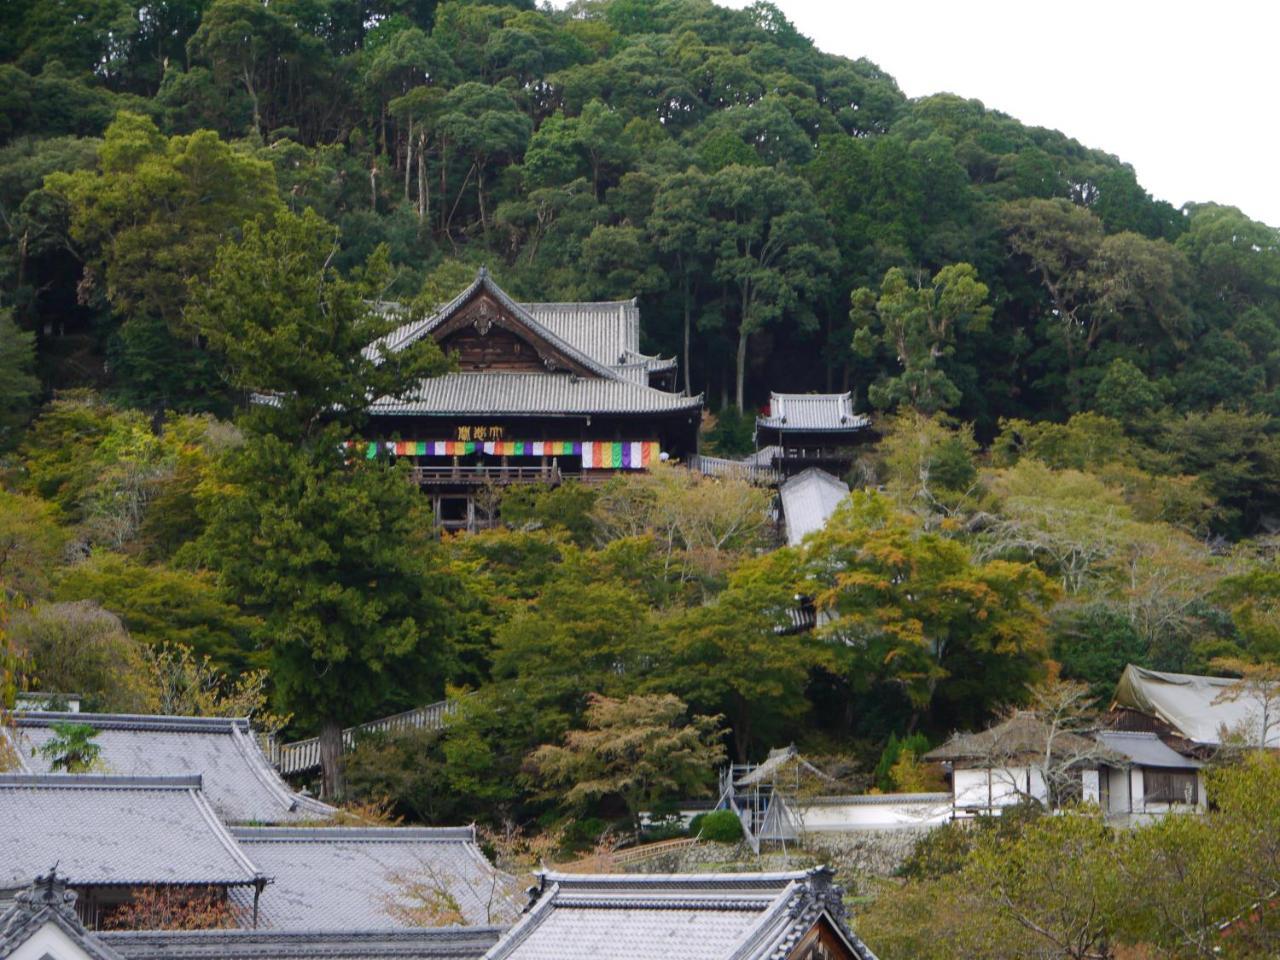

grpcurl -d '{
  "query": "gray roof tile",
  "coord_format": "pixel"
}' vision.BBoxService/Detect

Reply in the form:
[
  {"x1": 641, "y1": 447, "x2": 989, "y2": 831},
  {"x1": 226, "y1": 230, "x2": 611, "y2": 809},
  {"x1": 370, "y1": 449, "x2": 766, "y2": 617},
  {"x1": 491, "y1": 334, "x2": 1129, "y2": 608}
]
[
  {"x1": 7, "y1": 713, "x2": 335, "y2": 825},
  {"x1": 227, "y1": 828, "x2": 520, "y2": 931},
  {"x1": 757, "y1": 394, "x2": 870, "y2": 433},
  {"x1": 368, "y1": 373, "x2": 700, "y2": 417},
  {"x1": 483, "y1": 870, "x2": 876, "y2": 960},
  {"x1": 779, "y1": 468, "x2": 850, "y2": 546},
  {"x1": 1094, "y1": 731, "x2": 1203, "y2": 769},
  {"x1": 0, "y1": 775, "x2": 263, "y2": 890}
]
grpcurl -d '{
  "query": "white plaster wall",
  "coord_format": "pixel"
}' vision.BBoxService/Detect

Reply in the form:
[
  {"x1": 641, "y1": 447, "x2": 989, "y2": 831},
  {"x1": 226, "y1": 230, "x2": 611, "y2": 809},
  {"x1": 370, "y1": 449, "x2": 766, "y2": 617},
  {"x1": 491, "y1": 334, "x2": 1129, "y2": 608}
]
[
  {"x1": 796, "y1": 797, "x2": 951, "y2": 831},
  {"x1": 953, "y1": 766, "x2": 1047, "y2": 812},
  {"x1": 9, "y1": 920, "x2": 97, "y2": 960}
]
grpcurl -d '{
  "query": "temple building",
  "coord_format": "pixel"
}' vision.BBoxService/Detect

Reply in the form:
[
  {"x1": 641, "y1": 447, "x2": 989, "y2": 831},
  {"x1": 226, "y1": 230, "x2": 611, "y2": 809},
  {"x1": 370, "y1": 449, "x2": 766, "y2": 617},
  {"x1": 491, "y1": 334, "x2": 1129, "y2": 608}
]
[
  {"x1": 754, "y1": 392, "x2": 873, "y2": 479},
  {"x1": 364, "y1": 269, "x2": 702, "y2": 530}
]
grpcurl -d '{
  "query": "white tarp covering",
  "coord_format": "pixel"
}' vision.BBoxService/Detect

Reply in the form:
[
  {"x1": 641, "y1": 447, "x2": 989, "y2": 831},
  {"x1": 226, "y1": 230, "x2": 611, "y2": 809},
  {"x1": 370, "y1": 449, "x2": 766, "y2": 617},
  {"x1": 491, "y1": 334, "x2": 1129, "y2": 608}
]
[{"x1": 1112, "y1": 664, "x2": 1280, "y2": 747}]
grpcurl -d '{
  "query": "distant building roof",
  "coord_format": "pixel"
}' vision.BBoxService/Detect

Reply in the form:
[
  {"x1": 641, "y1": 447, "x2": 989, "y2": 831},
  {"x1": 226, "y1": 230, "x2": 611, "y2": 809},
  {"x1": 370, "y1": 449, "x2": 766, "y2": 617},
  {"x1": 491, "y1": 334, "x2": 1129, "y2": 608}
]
[
  {"x1": 779, "y1": 468, "x2": 849, "y2": 546},
  {"x1": 227, "y1": 828, "x2": 519, "y2": 931},
  {"x1": 1094, "y1": 731, "x2": 1202, "y2": 770},
  {"x1": 5, "y1": 712, "x2": 334, "y2": 824},
  {"x1": 102, "y1": 926, "x2": 506, "y2": 960},
  {"x1": 482, "y1": 869, "x2": 877, "y2": 960},
  {"x1": 1112, "y1": 664, "x2": 1280, "y2": 747},
  {"x1": 924, "y1": 713, "x2": 1114, "y2": 766},
  {"x1": 0, "y1": 775, "x2": 263, "y2": 891},
  {"x1": 367, "y1": 372, "x2": 701, "y2": 418},
  {"x1": 756, "y1": 394, "x2": 870, "y2": 433}
]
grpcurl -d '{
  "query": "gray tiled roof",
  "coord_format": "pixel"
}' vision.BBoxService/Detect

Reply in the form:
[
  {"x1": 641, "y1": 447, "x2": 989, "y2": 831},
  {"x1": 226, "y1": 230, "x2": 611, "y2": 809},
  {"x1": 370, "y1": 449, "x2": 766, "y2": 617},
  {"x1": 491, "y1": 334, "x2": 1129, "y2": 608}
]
[
  {"x1": 371, "y1": 271, "x2": 683, "y2": 396},
  {"x1": 227, "y1": 828, "x2": 520, "y2": 931},
  {"x1": 1094, "y1": 731, "x2": 1203, "y2": 770},
  {"x1": 779, "y1": 468, "x2": 850, "y2": 546},
  {"x1": 756, "y1": 393, "x2": 870, "y2": 433},
  {"x1": 483, "y1": 870, "x2": 876, "y2": 960},
  {"x1": 368, "y1": 373, "x2": 700, "y2": 417},
  {"x1": 0, "y1": 775, "x2": 263, "y2": 890},
  {"x1": 6, "y1": 713, "x2": 335, "y2": 824},
  {"x1": 102, "y1": 926, "x2": 507, "y2": 960}
]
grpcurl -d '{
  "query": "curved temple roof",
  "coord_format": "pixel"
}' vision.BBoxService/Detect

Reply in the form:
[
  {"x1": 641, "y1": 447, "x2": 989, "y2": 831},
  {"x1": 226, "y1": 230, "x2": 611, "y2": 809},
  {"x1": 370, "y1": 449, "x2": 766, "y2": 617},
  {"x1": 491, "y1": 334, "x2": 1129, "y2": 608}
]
[
  {"x1": 6, "y1": 712, "x2": 335, "y2": 824},
  {"x1": 227, "y1": 827, "x2": 521, "y2": 931},
  {"x1": 483, "y1": 869, "x2": 877, "y2": 960},
  {"x1": 0, "y1": 774, "x2": 263, "y2": 891}
]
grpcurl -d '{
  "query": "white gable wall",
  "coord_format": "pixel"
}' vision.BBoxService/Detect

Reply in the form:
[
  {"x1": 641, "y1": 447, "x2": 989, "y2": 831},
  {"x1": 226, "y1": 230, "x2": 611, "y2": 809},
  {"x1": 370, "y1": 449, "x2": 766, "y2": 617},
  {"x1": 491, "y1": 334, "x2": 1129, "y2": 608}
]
[{"x1": 9, "y1": 919, "x2": 99, "y2": 960}]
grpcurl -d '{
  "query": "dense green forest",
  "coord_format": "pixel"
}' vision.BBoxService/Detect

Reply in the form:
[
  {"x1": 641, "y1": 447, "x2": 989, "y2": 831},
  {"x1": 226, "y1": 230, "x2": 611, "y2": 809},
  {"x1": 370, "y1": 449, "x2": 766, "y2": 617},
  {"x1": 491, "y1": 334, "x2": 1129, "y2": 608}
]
[{"x1": 6, "y1": 0, "x2": 1280, "y2": 845}]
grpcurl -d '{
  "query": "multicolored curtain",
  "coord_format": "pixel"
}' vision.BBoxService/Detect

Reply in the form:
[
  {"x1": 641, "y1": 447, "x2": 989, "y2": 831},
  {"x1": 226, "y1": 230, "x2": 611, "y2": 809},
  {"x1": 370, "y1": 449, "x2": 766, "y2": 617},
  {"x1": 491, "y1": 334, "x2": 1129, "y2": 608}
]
[{"x1": 348, "y1": 440, "x2": 661, "y2": 469}]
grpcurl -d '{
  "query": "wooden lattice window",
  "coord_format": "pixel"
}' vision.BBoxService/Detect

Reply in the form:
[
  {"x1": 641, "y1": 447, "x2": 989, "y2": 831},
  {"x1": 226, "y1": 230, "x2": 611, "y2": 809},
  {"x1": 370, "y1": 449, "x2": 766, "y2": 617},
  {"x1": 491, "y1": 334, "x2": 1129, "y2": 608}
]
[{"x1": 1144, "y1": 769, "x2": 1198, "y2": 804}]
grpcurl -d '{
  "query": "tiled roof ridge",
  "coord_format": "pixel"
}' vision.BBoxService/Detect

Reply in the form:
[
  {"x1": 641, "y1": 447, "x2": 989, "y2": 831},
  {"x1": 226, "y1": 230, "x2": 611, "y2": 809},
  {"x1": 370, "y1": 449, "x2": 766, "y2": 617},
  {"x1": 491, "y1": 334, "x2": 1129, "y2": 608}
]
[
  {"x1": 187, "y1": 778, "x2": 266, "y2": 882},
  {"x1": 368, "y1": 371, "x2": 703, "y2": 416},
  {"x1": 15, "y1": 711, "x2": 252, "y2": 733},
  {"x1": 482, "y1": 879, "x2": 560, "y2": 960},
  {"x1": 723, "y1": 882, "x2": 803, "y2": 960},
  {"x1": 227, "y1": 723, "x2": 314, "y2": 816},
  {"x1": 537, "y1": 869, "x2": 817, "y2": 888},
  {"x1": 101, "y1": 925, "x2": 510, "y2": 944},
  {"x1": 0, "y1": 773, "x2": 205, "y2": 789},
  {"x1": 552, "y1": 897, "x2": 774, "y2": 911},
  {"x1": 230, "y1": 826, "x2": 478, "y2": 842}
]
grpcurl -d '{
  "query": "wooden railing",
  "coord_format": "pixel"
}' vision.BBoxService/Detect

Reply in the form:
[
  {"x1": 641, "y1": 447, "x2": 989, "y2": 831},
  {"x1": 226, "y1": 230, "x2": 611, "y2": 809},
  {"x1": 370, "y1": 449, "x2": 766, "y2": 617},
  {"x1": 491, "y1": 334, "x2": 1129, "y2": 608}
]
[
  {"x1": 688, "y1": 454, "x2": 782, "y2": 485},
  {"x1": 554, "y1": 836, "x2": 700, "y2": 874},
  {"x1": 272, "y1": 698, "x2": 460, "y2": 775},
  {"x1": 411, "y1": 465, "x2": 562, "y2": 486},
  {"x1": 410, "y1": 465, "x2": 623, "y2": 487}
]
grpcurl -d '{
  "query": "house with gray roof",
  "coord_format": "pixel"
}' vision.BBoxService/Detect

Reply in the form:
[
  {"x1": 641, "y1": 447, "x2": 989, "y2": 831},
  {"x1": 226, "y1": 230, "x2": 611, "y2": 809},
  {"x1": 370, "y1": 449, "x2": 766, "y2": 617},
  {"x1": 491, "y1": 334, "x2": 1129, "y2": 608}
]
[
  {"x1": 355, "y1": 269, "x2": 701, "y2": 531},
  {"x1": 0, "y1": 872, "x2": 506, "y2": 960},
  {"x1": 0, "y1": 774, "x2": 266, "y2": 927},
  {"x1": 226, "y1": 827, "x2": 520, "y2": 931},
  {"x1": 482, "y1": 869, "x2": 877, "y2": 960},
  {"x1": 4, "y1": 712, "x2": 334, "y2": 824}
]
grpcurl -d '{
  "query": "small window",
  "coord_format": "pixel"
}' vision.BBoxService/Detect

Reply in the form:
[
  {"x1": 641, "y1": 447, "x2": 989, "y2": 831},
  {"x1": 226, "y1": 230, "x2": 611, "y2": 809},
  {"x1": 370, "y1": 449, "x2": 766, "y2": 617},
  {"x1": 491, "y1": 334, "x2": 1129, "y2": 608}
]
[{"x1": 1144, "y1": 769, "x2": 1198, "y2": 804}]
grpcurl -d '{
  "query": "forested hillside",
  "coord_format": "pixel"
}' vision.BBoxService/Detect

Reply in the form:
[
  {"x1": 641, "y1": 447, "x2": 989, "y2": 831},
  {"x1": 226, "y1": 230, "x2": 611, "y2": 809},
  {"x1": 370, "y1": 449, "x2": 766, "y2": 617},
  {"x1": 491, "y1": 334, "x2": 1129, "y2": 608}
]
[{"x1": 5, "y1": 0, "x2": 1280, "y2": 833}]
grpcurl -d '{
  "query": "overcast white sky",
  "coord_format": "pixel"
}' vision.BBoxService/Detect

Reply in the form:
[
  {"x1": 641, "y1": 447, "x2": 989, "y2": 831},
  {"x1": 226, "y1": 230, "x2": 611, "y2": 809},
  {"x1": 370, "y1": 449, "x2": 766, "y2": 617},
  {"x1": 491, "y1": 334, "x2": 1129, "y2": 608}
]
[{"x1": 709, "y1": 0, "x2": 1278, "y2": 226}]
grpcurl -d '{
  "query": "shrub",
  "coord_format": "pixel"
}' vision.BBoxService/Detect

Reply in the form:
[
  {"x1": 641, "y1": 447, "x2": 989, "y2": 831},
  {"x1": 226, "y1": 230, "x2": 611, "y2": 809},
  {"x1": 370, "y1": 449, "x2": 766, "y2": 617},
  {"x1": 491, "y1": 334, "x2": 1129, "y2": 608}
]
[{"x1": 692, "y1": 809, "x2": 743, "y2": 843}]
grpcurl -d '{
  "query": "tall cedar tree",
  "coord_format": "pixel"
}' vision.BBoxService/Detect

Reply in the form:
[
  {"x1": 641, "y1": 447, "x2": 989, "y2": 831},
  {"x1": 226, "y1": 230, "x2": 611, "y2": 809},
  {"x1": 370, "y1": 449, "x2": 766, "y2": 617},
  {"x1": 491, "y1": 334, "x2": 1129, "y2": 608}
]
[{"x1": 186, "y1": 209, "x2": 451, "y2": 798}]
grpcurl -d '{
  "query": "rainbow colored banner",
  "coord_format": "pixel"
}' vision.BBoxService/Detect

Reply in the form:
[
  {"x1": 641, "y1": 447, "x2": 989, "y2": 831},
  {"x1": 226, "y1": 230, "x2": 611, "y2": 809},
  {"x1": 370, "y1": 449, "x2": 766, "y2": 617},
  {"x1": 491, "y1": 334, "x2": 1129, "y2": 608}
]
[{"x1": 348, "y1": 440, "x2": 661, "y2": 469}]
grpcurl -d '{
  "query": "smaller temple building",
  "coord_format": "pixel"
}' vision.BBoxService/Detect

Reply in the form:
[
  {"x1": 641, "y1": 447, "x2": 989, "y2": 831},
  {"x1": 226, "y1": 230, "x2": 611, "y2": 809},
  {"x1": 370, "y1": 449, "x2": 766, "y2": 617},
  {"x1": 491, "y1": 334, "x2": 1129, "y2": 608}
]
[
  {"x1": 755, "y1": 393, "x2": 873, "y2": 480},
  {"x1": 364, "y1": 269, "x2": 702, "y2": 530}
]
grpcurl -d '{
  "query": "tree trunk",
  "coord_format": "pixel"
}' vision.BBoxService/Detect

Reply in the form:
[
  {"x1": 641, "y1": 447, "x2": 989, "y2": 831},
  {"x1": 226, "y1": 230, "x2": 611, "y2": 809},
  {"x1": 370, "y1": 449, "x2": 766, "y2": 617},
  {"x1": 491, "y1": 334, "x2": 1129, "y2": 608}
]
[
  {"x1": 243, "y1": 67, "x2": 261, "y2": 138},
  {"x1": 476, "y1": 163, "x2": 487, "y2": 237},
  {"x1": 681, "y1": 267, "x2": 692, "y2": 396},
  {"x1": 319, "y1": 719, "x2": 345, "y2": 801},
  {"x1": 735, "y1": 319, "x2": 749, "y2": 412},
  {"x1": 370, "y1": 160, "x2": 378, "y2": 213},
  {"x1": 417, "y1": 132, "x2": 428, "y2": 224},
  {"x1": 404, "y1": 118, "x2": 413, "y2": 203},
  {"x1": 440, "y1": 140, "x2": 448, "y2": 233}
]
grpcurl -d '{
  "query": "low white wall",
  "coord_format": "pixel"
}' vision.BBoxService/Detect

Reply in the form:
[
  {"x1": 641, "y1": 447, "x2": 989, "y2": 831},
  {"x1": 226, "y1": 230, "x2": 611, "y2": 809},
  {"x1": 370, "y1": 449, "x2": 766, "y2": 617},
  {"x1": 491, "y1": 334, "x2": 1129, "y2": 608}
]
[
  {"x1": 794, "y1": 794, "x2": 952, "y2": 831},
  {"x1": 953, "y1": 765, "x2": 1047, "y2": 814}
]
